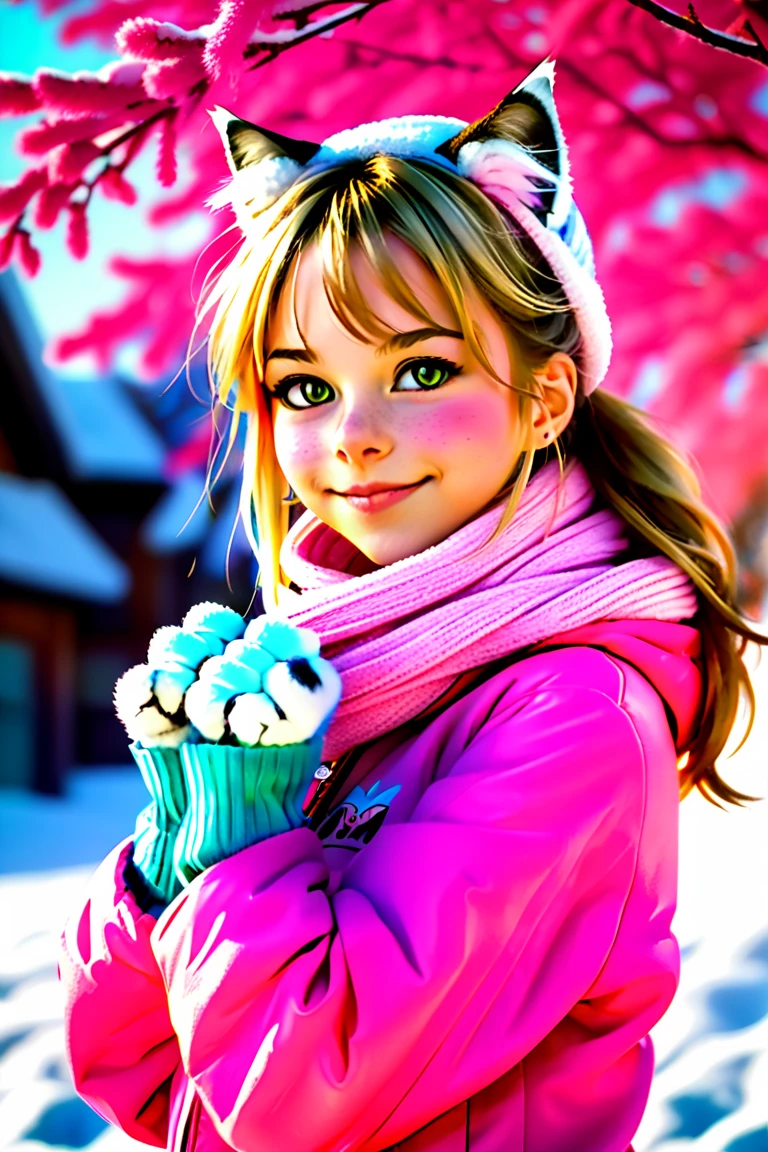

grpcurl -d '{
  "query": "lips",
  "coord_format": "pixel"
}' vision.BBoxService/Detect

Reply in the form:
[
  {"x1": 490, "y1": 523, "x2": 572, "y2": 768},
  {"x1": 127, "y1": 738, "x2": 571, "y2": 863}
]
[
  {"x1": 334, "y1": 480, "x2": 427, "y2": 497},
  {"x1": 335, "y1": 477, "x2": 430, "y2": 513}
]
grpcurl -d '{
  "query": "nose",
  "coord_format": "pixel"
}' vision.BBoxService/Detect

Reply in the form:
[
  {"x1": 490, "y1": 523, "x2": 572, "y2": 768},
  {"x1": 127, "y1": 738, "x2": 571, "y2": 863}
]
[{"x1": 331, "y1": 394, "x2": 395, "y2": 469}]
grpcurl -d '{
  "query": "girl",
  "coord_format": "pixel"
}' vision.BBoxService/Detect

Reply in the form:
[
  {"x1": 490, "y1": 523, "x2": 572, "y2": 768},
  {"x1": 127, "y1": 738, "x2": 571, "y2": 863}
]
[{"x1": 59, "y1": 59, "x2": 767, "y2": 1152}]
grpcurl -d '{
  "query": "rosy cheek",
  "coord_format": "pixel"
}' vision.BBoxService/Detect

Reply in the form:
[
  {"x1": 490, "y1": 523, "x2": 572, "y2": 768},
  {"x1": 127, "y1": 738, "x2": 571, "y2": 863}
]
[
  {"x1": 414, "y1": 395, "x2": 501, "y2": 448},
  {"x1": 273, "y1": 421, "x2": 321, "y2": 475}
]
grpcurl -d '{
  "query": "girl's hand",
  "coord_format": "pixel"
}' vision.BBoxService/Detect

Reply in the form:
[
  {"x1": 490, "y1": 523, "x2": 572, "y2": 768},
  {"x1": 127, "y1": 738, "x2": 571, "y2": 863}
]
[
  {"x1": 114, "y1": 602, "x2": 246, "y2": 907},
  {"x1": 174, "y1": 621, "x2": 343, "y2": 882},
  {"x1": 113, "y1": 602, "x2": 246, "y2": 748},
  {"x1": 184, "y1": 621, "x2": 342, "y2": 747}
]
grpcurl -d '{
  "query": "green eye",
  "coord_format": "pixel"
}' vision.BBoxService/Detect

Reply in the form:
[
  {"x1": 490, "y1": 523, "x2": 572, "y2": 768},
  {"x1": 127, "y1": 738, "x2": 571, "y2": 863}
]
[
  {"x1": 272, "y1": 378, "x2": 333, "y2": 409},
  {"x1": 396, "y1": 357, "x2": 461, "y2": 392},
  {"x1": 271, "y1": 355, "x2": 461, "y2": 410},
  {"x1": 415, "y1": 364, "x2": 446, "y2": 387},
  {"x1": 303, "y1": 381, "x2": 331, "y2": 404}
]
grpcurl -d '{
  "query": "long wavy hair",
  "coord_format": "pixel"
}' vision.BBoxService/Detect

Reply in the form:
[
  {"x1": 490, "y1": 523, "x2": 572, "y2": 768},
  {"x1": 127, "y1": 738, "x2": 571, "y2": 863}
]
[{"x1": 198, "y1": 113, "x2": 767, "y2": 811}]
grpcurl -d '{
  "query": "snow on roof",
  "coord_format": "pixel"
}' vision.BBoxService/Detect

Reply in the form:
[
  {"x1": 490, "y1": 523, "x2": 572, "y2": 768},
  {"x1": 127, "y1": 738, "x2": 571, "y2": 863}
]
[
  {"x1": 0, "y1": 473, "x2": 131, "y2": 602},
  {"x1": 0, "y1": 273, "x2": 166, "y2": 482}
]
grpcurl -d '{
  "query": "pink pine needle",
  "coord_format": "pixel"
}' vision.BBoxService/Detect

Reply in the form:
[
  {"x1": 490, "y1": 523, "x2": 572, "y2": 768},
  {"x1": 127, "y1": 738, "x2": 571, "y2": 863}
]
[
  {"x1": 17, "y1": 230, "x2": 41, "y2": 277},
  {"x1": 156, "y1": 114, "x2": 178, "y2": 188},
  {"x1": 66, "y1": 202, "x2": 89, "y2": 260},
  {"x1": 99, "y1": 167, "x2": 138, "y2": 205},
  {"x1": 142, "y1": 54, "x2": 207, "y2": 101},
  {"x1": 33, "y1": 63, "x2": 147, "y2": 117},
  {"x1": 116, "y1": 17, "x2": 206, "y2": 62},
  {"x1": 0, "y1": 74, "x2": 42, "y2": 116},
  {"x1": 0, "y1": 169, "x2": 47, "y2": 223},
  {"x1": 19, "y1": 112, "x2": 128, "y2": 156},
  {"x1": 203, "y1": 0, "x2": 257, "y2": 84},
  {"x1": 0, "y1": 227, "x2": 17, "y2": 272},
  {"x1": 33, "y1": 182, "x2": 75, "y2": 230},
  {"x1": 48, "y1": 140, "x2": 101, "y2": 184}
]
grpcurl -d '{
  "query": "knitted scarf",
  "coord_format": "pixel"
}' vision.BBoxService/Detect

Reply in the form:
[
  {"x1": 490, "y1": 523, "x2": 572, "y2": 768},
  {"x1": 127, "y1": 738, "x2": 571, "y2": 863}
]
[{"x1": 279, "y1": 456, "x2": 699, "y2": 761}]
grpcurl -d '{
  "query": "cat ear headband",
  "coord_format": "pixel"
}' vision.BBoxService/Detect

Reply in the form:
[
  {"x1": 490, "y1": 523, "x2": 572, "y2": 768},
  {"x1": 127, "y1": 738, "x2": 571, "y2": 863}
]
[{"x1": 207, "y1": 58, "x2": 611, "y2": 394}]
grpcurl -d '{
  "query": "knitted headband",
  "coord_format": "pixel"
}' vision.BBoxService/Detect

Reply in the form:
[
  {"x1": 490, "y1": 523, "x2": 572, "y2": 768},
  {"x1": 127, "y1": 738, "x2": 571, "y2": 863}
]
[{"x1": 207, "y1": 57, "x2": 612, "y2": 394}]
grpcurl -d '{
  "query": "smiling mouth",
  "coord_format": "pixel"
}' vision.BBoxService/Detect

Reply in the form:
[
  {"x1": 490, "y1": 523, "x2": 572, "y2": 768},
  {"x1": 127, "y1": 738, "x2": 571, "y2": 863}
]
[
  {"x1": 334, "y1": 478, "x2": 430, "y2": 511},
  {"x1": 334, "y1": 478, "x2": 429, "y2": 497}
]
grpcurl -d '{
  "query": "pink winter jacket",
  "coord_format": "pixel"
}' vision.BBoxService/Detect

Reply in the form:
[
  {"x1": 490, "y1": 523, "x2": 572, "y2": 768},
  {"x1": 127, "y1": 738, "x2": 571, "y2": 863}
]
[{"x1": 58, "y1": 617, "x2": 704, "y2": 1152}]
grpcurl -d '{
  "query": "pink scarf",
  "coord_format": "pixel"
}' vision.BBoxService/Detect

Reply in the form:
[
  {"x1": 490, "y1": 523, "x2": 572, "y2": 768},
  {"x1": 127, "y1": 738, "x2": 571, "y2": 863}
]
[{"x1": 280, "y1": 457, "x2": 699, "y2": 761}]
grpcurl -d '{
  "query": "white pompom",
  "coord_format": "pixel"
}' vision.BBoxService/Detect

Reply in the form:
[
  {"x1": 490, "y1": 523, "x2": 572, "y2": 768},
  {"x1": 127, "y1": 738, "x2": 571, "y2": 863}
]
[
  {"x1": 262, "y1": 655, "x2": 342, "y2": 743},
  {"x1": 197, "y1": 654, "x2": 228, "y2": 681},
  {"x1": 114, "y1": 664, "x2": 154, "y2": 741},
  {"x1": 114, "y1": 664, "x2": 191, "y2": 747},
  {"x1": 222, "y1": 638, "x2": 276, "y2": 676},
  {"x1": 244, "y1": 618, "x2": 321, "y2": 661},
  {"x1": 184, "y1": 677, "x2": 228, "y2": 742},
  {"x1": 227, "y1": 692, "x2": 283, "y2": 747},
  {"x1": 182, "y1": 601, "x2": 245, "y2": 643},
  {"x1": 147, "y1": 625, "x2": 184, "y2": 668},
  {"x1": 151, "y1": 662, "x2": 197, "y2": 715}
]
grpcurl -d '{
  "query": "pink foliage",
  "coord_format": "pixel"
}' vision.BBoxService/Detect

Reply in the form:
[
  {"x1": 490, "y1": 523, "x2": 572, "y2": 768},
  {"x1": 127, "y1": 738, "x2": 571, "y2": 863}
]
[
  {"x1": 1, "y1": 0, "x2": 767, "y2": 524},
  {"x1": 66, "y1": 201, "x2": 89, "y2": 259},
  {"x1": 48, "y1": 140, "x2": 102, "y2": 182},
  {"x1": 203, "y1": 0, "x2": 260, "y2": 85},
  {"x1": 0, "y1": 227, "x2": 18, "y2": 272},
  {"x1": 156, "y1": 113, "x2": 178, "y2": 187},
  {"x1": 98, "y1": 167, "x2": 138, "y2": 204},
  {"x1": 47, "y1": 248, "x2": 213, "y2": 379},
  {"x1": 0, "y1": 169, "x2": 48, "y2": 222},
  {"x1": 33, "y1": 62, "x2": 148, "y2": 116},
  {"x1": 33, "y1": 181, "x2": 75, "y2": 228},
  {"x1": 17, "y1": 230, "x2": 42, "y2": 277},
  {"x1": 142, "y1": 53, "x2": 207, "y2": 100},
  {"x1": 117, "y1": 17, "x2": 207, "y2": 60},
  {"x1": 18, "y1": 112, "x2": 127, "y2": 154},
  {"x1": 0, "y1": 74, "x2": 42, "y2": 116}
]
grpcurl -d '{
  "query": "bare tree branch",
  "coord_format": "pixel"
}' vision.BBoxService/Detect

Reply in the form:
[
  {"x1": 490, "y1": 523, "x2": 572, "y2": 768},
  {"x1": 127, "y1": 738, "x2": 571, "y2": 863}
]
[
  {"x1": 244, "y1": 0, "x2": 392, "y2": 68},
  {"x1": 626, "y1": 0, "x2": 768, "y2": 66}
]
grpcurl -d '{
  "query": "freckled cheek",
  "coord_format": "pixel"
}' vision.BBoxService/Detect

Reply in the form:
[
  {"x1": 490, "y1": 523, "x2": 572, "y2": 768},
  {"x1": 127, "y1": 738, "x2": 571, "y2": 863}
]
[
  {"x1": 273, "y1": 423, "x2": 324, "y2": 480},
  {"x1": 413, "y1": 397, "x2": 508, "y2": 452}
]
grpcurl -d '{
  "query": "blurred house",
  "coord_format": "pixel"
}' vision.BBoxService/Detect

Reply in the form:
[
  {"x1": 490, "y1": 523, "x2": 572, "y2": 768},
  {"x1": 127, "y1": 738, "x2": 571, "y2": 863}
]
[{"x1": 0, "y1": 272, "x2": 257, "y2": 793}]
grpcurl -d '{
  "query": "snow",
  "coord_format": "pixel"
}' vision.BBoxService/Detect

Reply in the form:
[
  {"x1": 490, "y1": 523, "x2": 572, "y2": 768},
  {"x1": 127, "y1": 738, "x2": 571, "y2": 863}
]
[{"x1": 1, "y1": 636, "x2": 767, "y2": 1150}]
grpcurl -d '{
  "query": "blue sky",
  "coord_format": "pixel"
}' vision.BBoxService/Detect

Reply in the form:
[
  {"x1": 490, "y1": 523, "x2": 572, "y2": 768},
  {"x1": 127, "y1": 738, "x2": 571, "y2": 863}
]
[{"x1": 0, "y1": 4, "x2": 207, "y2": 378}]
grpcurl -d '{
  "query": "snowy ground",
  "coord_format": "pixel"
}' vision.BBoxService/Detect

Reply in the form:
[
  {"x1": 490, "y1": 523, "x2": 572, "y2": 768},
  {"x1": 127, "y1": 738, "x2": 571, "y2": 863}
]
[{"x1": 1, "y1": 646, "x2": 767, "y2": 1151}]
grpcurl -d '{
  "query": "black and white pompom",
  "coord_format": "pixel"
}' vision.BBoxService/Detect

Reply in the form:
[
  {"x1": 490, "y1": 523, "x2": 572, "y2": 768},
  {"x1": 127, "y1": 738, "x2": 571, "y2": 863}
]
[{"x1": 183, "y1": 628, "x2": 342, "y2": 747}]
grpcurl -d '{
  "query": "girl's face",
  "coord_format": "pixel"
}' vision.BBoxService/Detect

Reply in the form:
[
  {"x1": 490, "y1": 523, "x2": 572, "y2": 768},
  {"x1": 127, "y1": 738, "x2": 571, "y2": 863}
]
[{"x1": 264, "y1": 235, "x2": 530, "y2": 567}]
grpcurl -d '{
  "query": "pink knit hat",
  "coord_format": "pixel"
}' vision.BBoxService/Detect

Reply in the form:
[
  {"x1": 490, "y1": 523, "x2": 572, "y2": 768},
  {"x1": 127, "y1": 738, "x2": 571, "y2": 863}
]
[{"x1": 208, "y1": 58, "x2": 612, "y2": 394}]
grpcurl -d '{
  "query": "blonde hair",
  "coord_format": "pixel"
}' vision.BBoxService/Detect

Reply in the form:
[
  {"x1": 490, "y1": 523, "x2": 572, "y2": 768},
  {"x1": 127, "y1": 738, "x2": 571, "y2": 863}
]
[{"x1": 198, "y1": 142, "x2": 767, "y2": 810}]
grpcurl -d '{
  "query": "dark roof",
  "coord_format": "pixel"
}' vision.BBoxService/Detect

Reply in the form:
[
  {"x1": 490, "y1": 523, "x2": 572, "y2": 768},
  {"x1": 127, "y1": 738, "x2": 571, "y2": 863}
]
[{"x1": 0, "y1": 272, "x2": 166, "y2": 482}]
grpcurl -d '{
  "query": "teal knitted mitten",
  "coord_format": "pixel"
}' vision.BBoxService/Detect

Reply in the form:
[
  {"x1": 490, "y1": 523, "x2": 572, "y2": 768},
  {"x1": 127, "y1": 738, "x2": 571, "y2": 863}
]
[
  {"x1": 130, "y1": 744, "x2": 189, "y2": 906},
  {"x1": 173, "y1": 733, "x2": 324, "y2": 885}
]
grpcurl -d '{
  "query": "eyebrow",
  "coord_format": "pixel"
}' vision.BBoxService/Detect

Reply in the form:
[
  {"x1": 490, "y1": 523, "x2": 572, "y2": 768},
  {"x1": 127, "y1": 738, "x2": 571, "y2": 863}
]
[{"x1": 265, "y1": 326, "x2": 464, "y2": 365}]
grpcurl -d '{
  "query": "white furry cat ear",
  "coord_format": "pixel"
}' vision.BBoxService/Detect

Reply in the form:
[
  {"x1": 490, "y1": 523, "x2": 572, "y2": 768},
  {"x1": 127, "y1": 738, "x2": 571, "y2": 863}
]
[
  {"x1": 434, "y1": 58, "x2": 571, "y2": 230},
  {"x1": 207, "y1": 107, "x2": 322, "y2": 224},
  {"x1": 208, "y1": 106, "x2": 321, "y2": 173}
]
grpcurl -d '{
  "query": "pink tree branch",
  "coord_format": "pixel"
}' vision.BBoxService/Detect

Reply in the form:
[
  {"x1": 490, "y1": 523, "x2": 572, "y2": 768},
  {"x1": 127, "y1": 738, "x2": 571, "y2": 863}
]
[{"x1": 0, "y1": 0, "x2": 392, "y2": 276}]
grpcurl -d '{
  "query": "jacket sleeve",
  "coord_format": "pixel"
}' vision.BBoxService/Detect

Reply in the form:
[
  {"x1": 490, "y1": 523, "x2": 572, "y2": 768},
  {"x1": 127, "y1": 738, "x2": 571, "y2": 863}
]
[
  {"x1": 58, "y1": 836, "x2": 182, "y2": 1147},
  {"x1": 150, "y1": 677, "x2": 652, "y2": 1152}
]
